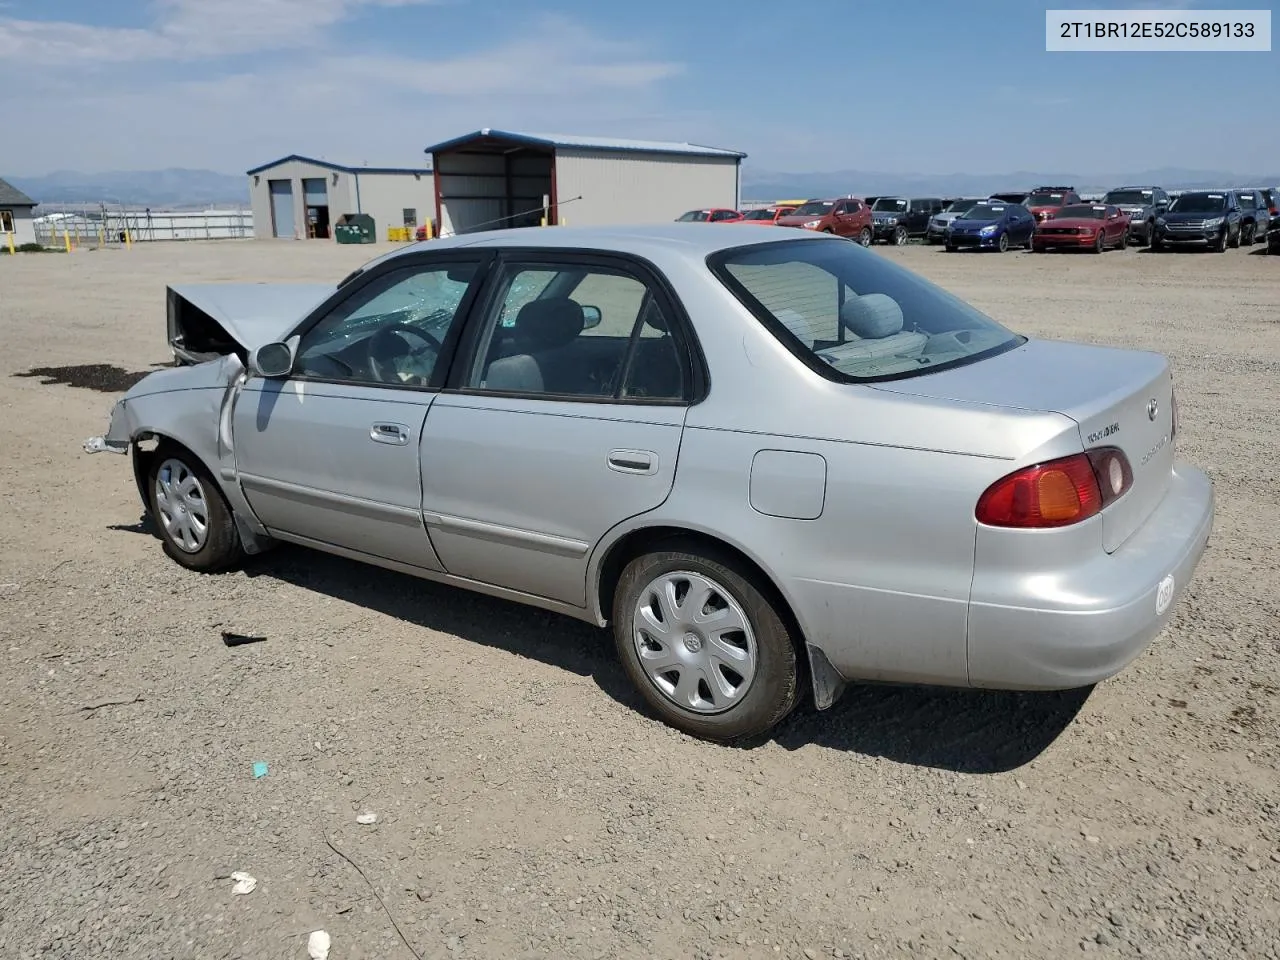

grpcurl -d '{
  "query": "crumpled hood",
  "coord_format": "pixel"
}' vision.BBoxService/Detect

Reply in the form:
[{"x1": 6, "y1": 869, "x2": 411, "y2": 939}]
[{"x1": 168, "y1": 282, "x2": 334, "y2": 363}]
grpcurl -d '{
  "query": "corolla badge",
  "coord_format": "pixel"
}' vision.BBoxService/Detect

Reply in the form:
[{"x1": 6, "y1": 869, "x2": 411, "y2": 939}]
[{"x1": 1147, "y1": 399, "x2": 1159, "y2": 421}]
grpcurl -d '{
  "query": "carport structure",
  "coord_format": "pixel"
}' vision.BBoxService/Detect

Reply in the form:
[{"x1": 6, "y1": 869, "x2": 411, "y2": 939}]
[{"x1": 424, "y1": 129, "x2": 746, "y2": 236}]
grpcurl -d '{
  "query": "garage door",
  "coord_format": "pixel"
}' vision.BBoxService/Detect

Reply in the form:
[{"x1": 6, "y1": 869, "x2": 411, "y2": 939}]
[{"x1": 269, "y1": 180, "x2": 295, "y2": 238}]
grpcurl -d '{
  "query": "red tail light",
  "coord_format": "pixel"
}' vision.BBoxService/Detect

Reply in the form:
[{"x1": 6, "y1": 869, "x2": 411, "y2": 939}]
[{"x1": 976, "y1": 448, "x2": 1132, "y2": 528}]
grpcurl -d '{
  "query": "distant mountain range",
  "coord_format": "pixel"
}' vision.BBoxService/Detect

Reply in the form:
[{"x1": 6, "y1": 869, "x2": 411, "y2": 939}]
[
  {"x1": 6, "y1": 164, "x2": 1278, "y2": 209},
  {"x1": 741, "y1": 166, "x2": 1280, "y2": 201}
]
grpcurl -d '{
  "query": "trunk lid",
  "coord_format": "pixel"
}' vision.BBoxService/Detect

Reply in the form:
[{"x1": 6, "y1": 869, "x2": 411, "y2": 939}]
[{"x1": 872, "y1": 339, "x2": 1175, "y2": 552}]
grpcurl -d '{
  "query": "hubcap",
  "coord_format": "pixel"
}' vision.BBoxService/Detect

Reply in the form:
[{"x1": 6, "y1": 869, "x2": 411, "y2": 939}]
[
  {"x1": 632, "y1": 571, "x2": 758, "y2": 715},
  {"x1": 155, "y1": 458, "x2": 209, "y2": 553}
]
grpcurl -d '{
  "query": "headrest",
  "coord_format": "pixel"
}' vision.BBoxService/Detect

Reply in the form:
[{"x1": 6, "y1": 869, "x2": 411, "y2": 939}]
[
  {"x1": 839, "y1": 293, "x2": 904, "y2": 339},
  {"x1": 513, "y1": 297, "x2": 584, "y2": 348}
]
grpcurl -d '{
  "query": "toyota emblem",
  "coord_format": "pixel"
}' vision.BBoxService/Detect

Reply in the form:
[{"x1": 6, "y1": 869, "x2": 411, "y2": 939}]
[{"x1": 1147, "y1": 399, "x2": 1159, "y2": 421}]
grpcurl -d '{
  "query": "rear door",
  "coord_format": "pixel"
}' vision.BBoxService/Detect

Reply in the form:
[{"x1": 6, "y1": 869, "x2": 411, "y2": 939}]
[
  {"x1": 232, "y1": 252, "x2": 488, "y2": 571},
  {"x1": 420, "y1": 252, "x2": 699, "y2": 607}
]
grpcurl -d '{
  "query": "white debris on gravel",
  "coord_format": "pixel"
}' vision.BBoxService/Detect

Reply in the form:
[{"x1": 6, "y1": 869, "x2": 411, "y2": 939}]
[
  {"x1": 355, "y1": 812, "x2": 377, "y2": 825},
  {"x1": 307, "y1": 929, "x2": 331, "y2": 960},
  {"x1": 229, "y1": 871, "x2": 257, "y2": 895}
]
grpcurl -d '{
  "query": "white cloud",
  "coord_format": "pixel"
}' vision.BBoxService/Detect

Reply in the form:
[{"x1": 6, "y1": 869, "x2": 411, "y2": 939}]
[
  {"x1": 0, "y1": 0, "x2": 449, "y2": 61},
  {"x1": 0, "y1": 11, "x2": 690, "y2": 173}
]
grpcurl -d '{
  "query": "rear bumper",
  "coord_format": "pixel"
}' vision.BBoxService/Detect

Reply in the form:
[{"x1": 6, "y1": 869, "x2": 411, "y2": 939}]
[{"x1": 966, "y1": 462, "x2": 1214, "y2": 689}]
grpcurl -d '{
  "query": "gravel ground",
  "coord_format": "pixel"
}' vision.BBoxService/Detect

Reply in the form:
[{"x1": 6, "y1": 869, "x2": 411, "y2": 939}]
[{"x1": 1, "y1": 237, "x2": 1277, "y2": 960}]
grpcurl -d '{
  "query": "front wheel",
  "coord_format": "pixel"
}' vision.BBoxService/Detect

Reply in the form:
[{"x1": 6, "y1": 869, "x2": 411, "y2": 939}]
[
  {"x1": 1093, "y1": 230, "x2": 1105, "y2": 254},
  {"x1": 1216, "y1": 228, "x2": 1229, "y2": 252},
  {"x1": 148, "y1": 443, "x2": 244, "y2": 572},
  {"x1": 857, "y1": 227, "x2": 872, "y2": 247},
  {"x1": 945, "y1": 242, "x2": 957, "y2": 252},
  {"x1": 1241, "y1": 222, "x2": 1255, "y2": 245},
  {"x1": 1145, "y1": 220, "x2": 1156, "y2": 245},
  {"x1": 1119, "y1": 229, "x2": 1128, "y2": 250},
  {"x1": 892, "y1": 225, "x2": 908, "y2": 246},
  {"x1": 613, "y1": 545, "x2": 801, "y2": 743},
  {"x1": 997, "y1": 232, "x2": 1009, "y2": 253}
]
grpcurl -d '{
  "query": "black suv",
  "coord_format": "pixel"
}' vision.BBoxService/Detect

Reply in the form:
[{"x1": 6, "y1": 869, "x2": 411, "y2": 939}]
[
  {"x1": 1234, "y1": 189, "x2": 1272, "y2": 245},
  {"x1": 869, "y1": 196, "x2": 946, "y2": 244},
  {"x1": 1153, "y1": 190, "x2": 1242, "y2": 251},
  {"x1": 1100, "y1": 185, "x2": 1170, "y2": 245}
]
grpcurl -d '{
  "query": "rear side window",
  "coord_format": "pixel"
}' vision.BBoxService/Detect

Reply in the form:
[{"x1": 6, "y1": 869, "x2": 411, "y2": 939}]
[{"x1": 709, "y1": 238, "x2": 1022, "y2": 383}]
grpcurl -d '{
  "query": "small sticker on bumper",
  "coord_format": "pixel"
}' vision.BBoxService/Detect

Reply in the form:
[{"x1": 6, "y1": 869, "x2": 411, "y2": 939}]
[{"x1": 1155, "y1": 574, "x2": 1176, "y2": 616}]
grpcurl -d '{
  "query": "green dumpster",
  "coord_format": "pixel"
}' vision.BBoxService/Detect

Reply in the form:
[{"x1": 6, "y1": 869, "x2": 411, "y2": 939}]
[{"x1": 334, "y1": 213, "x2": 376, "y2": 244}]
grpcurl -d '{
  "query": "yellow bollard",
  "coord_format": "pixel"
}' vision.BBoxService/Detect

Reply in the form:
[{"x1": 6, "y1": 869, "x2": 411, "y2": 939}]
[
  {"x1": 7, "y1": 231, "x2": 14, "y2": 255},
  {"x1": 125, "y1": 229, "x2": 132, "y2": 249},
  {"x1": 64, "y1": 226, "x2": 72, "y2": 253},
  {"x1": 98, "y1": 227, "x2": 104, "y2": 247},
  {"x1": 425, "y1": 220, "x2": 434, "y2": 240}
]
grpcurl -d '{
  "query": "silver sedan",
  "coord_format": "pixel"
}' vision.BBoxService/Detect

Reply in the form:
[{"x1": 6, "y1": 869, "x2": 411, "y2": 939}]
[{"x1": 84, "y1": 224, "x2": 1214, "y2": 742}]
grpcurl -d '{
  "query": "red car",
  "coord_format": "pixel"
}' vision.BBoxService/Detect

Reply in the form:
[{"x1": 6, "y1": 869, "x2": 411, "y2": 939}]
[
  {"x1": 675, "y1": 208, "x2": 743, "y2": 223},
  {"x1": 734, "y1": 206, "x2": 797, "y2": 224},
  {"x1": 1032, "y1": 203, "x2": 1131, "y2": 253},
  {"x1": 1025, "y1": 185, "x2": 1082, "y2": 224},
  {"x1": 775, "y1": 197, "x2": 874, "y2": 245}
]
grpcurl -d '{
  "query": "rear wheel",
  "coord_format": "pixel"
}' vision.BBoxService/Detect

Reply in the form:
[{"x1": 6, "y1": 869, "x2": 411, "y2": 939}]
[
  {"x1": 147, "y1": 443, "x2": 244, "y2": 572},
  {"x1": 613, "y1": 545, "x2": 801, "y2": 743},
  {"x1": 857, "y1": 227, "x2": 872, "y2": 247}
]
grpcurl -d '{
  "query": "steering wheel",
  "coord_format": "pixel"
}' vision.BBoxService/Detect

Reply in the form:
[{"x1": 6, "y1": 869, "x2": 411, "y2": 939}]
[{"x1": 365, "y1": 322, "x2": 443, "y2": 385}]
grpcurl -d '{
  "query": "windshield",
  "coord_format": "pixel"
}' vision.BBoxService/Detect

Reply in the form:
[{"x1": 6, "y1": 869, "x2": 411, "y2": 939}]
[
  {"x1": 710, "y1": 238, "x2": 1021, "y2": 382},
  {"x1": 943, "y1": 199, "x2": 980, "y2": 214},
  {"x1": 677, "y1": 210, "x2": 710, "y2": 222},
  {"x1": 1027, "y1": 192, "x2": 1067, "y2": 206},
  {"x1": 1104, "y1": 189, "x2": 1153, "y2": 205},
  {"x1": 958, "y1": 204, "x2": 1005, "y2": 220},
  {"x1": 872, "y1": 198, "x2": 908, "y2": 212},
  {"x1": 1169, "y1": 193, "x2": 1226, "y2": 213},
  {"x1": 789, "y1": 200, "x2": 834, "y2": 216},
  {"x1": 1056, "y1": 205, "x2": 1107, "y2": 219},
  {"x1": 989, "y1": 193, "x2": 1026, "y2": 204}
]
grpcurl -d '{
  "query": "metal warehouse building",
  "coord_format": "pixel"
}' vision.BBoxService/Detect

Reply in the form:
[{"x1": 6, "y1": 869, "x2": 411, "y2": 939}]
[
  {"x1": 423, "y1": 129, "x2": 747, "y2": 236},
  {"x1": 246, "y1": 155, "x2": 434, "y2": 240}
]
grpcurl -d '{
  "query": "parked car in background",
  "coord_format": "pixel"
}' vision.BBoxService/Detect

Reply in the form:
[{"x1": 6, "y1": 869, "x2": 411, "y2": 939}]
[
  {"x1": 676, "y1": 208, "x2": 743, "y2": 223},
  {"x1": 870, "y1": 197, "x2": 946, "y2": 245},
  {"x1": 1032, "y1": 203, "x2": 1130, "y2": 253},
  {"x1": 1234, "y1": 189, "x2": 1271, "y2": 245},
  {"x1": 776, "y1": 198, "x2": 873, "y2": 245},
  {"x1": 1153, "y1": 191, "x2": 1242, "y2": 252},
  {"x1": 82, "y1": 223, "x2": 1214, "y2": 743},
  {"x1": 989, "y1": 191, "x2": 1029, "y2": 205},
  {"x1": 1270, "y1": 221, "x2": 1280, "y2": 254},
  {"x1": 1101, "y1": 186, "x2": 1170, "y2": 246},
  {"x1": 735, "y1": 206, "x2": 796, "y2": 225},
  {"x1": 1259, "y1": 187, "x2": 1279, "y2": 220},
  {"x1": 1025, "y1": 186, "x2": 1083, "y2": 224},
  {"x1": 926, "y1": 198, "x2": 986, "y2": 244},
  {"x1": 946, "y1": 201, "x2": 1036, "y2": 252}
]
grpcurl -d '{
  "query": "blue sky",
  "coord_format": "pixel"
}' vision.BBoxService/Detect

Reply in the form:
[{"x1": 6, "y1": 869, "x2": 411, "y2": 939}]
[{"x1": 0, "y1": 0, "x2": 1275, "y2": 176}]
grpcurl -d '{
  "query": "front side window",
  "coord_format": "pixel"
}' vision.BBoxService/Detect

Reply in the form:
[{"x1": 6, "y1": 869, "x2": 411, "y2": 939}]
[
  {"x1": 710, "y1": 238, "x2": 1022, "y2": 383},
  {"x1": 678, "y1": 210, "x2": 711, "y2": 222},
  {"x1": 711, "y1": 210, "x2": 738, "y2": 221},
  {"x1": 790, "y1": 200, "x2": 834, "y2": 217},
  {"x1": 294, "y1": 261, "x2": 480, "y2": 386},
  {"x1": 469, "y1": 263, "x2": 687, "y2": 401}
]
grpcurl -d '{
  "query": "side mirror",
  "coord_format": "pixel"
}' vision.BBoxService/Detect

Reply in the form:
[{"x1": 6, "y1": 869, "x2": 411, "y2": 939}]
[
  {"x1": 249, "y1": 336, "x2": 297, "y2": 378},
  {"x1": 580, "y1": 305, "x2": 603, "y2": 329}
]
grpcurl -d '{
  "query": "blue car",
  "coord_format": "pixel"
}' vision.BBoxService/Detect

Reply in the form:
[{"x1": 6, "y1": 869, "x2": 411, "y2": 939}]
[{"x1": 945, "y1": 201, "x2": 1036, "y2": 252}]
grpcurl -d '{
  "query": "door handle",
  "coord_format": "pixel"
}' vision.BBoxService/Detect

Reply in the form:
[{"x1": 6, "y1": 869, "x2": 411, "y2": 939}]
[
  {"x1": 370, "y1": 422, "x2": 409, "y2": 445},
  {"x1": 608, "y1": 449, "x2": 657, "y2": 475}
]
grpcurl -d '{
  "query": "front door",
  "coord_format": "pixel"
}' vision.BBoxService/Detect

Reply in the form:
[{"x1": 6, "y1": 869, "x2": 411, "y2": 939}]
[
  {"x1": 232, "y1": 255, "x2": 486, "y2": 571},
  {"x1": 420, "y1": 255, "x2": 696, "y2": 607}
]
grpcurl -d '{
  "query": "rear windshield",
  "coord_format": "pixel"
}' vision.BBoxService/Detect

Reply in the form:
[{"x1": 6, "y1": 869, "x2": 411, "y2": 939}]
[
  {"x1": 1237, "y1": 193, "x2": 1256, "y2": 209},
  {"x1": 741, "y1": 209, "x2": 776, "y2": 220},
  {"x1": 789, "y1": 200, "x2": 834, "y2": 216},
  {"x1": 959, "y1": 203, "x2": 1005, "y2": 220},
  {"x1": 988, "y1": 193, "x2": 1026, "y2": 204},
  {"x1": 1169, "y1": 193, "x2": 1225, "y2": 213},
  {"x1": 678, "y1": 210, "x2": 711, "y2": 222},
  {"x1": 1027, "y1": 192, "x2": 1067, "y2": 206},
  {"x1": 943, "y1": 198, "x2": 981, "y2": 214},
  {"x1": 1104, "y1": 189, "x2": 1153, "y2": 205},
  {"x1": 871, "y1": 198, "x2": 908, "y2": 211},
  {"x1": 709, "y1": 238, "x2": 1022, "y2": 383}
]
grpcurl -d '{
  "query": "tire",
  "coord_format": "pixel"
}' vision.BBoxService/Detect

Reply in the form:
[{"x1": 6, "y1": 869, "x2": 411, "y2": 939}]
[
  {"x1": 997, "y1": 232, "x2": 1009, "y2": 253},
  {"x1": 857, "y1": 227, "x2": 872, "y2": 247},
  {"x1": 1241, "y1": 222, "x2": 1254, "y2": 245},
  {"x1": 1024, "y1": 230, "x2": 1035, "y2": 250},
  {"x1": 613, "y1": 544, "x2": 801, "y2": 743},
  {"x1": 892, "y1": 225, "x2": 908, "y2": 246},
  {"x1": 1151, "y1": 235, "x2": 1163, "y2": 252},
  {"x1": 1145, "y1": 220, "x2": 1156, "y2": 246},
  {"x1": 1118, "y1": 228, "x2": 1128, "y2": 250},
  {"x1": 821, "y1": 227, "x2": 834, "y2": 235},
  {"x1": 1216, "y1": 228, "x2": 1229, "y2": 252},
  {"x1": 945, "y1": 242, "x2": 957, "y2": 252},
  {"x1": 1092, "y1": 230, "x2": 1105, "y2": 254},
  {"x1": 1229, "y1": 225, "x2": 1241, "y2": 249},
  {"x1": 147, "y1": 442, "x2": 244, "y2": 572}
]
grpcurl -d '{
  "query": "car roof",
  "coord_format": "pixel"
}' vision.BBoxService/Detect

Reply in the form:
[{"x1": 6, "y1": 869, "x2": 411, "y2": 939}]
[{"x1": 369, "y1": 222, "x2": 828, "y2": 268}]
